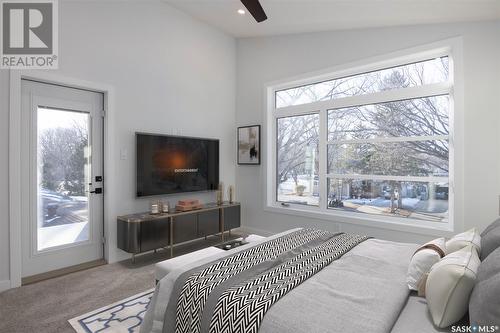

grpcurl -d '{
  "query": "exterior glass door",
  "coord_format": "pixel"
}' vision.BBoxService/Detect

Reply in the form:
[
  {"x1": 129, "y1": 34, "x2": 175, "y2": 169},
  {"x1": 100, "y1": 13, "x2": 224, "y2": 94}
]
[
  {"x1": 21, "y1": 80, "x2": 104, "y2": 278},
  {"x1": 37, "y1": 107, "x2": 91, "y2": 251}
]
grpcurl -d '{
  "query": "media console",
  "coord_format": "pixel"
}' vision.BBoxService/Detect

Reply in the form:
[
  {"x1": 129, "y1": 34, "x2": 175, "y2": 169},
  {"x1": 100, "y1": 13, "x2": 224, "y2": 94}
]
[{"x1": 117, "y1": 202, "x2": 240, "y2": 262}]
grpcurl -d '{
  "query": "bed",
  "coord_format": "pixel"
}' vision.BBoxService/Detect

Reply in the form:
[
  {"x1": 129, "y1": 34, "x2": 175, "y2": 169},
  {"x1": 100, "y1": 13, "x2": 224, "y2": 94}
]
[{"x1": 140, "y1": 228, "x2": 454, "y2": 333}]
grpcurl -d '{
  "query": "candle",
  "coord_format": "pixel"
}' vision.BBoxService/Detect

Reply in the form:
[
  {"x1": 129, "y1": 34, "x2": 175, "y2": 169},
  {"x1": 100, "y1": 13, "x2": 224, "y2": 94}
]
[{"x1": 151, "y1": 201, "x2": 159, "y2": 214}]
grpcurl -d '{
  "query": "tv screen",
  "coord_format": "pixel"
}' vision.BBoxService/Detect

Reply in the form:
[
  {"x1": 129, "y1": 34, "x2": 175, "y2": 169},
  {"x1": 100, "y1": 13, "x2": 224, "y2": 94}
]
[{"x1": 136, "y1": 133, "x2": 219, "y2": 197}]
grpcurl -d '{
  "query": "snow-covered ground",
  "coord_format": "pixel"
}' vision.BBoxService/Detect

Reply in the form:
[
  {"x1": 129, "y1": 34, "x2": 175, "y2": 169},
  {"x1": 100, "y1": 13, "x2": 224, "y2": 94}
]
[
  {"x1": 278, "y1": 176, "x2": 319, "y2": 206},
  {"x1": 343, "y1": 197, "x2": 448, "y2": 214},
  {"x1": 339, "y1": 197, "x2": 448, "y2": 222},
  {"x1": 277, "y1": 176, "x2": 448, "y2": 222},
  {"x1": 41, "y1": 190, "x2": 88, "y2": 227},
  {"x1": 38, "y1": 221, "x2": 88, "y2": 250},
  {"x1": 38, "y1": 190, "x2": 89, "y2": 250}
]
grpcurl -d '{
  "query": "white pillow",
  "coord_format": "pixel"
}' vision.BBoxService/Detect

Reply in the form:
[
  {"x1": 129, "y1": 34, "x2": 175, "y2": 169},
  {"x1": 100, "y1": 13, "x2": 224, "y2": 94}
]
[
  {"x1": 446, "y1": 228, "x2": 481, "y2": 254},
  {"x1": 425, "y1": 245, "x2": 481, "y2": 328},
  {"x1": 407, "y1": 237, "x2": 446, "y2": 291}
]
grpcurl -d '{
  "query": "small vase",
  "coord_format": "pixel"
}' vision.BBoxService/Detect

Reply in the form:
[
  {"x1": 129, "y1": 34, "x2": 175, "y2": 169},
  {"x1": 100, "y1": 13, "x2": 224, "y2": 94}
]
[
  {"x1": 217, "y1": 182, "x2": 224, "y2": 205},
  {"x1": 228, "y1": 185, "x2": 234, "y2": 204},
  {"x1": 161, "y1": 200, "x2": 169, "y2": 213},
  {"x1": 150, "y1": 200, "x2": 160, "y2": 214},
  {"x1": 216, "y1": 189, "x2": 223, "y2": 205}
]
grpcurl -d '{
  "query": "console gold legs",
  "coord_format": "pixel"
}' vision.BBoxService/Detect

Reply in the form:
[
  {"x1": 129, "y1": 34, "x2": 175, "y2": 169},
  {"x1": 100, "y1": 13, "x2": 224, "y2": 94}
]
[
  {"x1": 169, "y1": 217, "x2": 174, "y2": 258},
  {"x1": 220, "y1": 207, "x2": 225, "y2": 242}
]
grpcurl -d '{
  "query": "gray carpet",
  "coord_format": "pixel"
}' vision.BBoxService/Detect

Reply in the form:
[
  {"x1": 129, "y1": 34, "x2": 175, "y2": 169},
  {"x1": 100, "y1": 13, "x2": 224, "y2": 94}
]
[{"x1": 0, "y1": 234, "x2": 240, "y2": 333}]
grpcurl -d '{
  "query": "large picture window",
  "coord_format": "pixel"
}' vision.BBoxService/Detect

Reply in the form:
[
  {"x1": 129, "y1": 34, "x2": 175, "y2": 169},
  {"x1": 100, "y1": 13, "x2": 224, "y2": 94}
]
[
  {"x1": 277, "y1": 113, "x2": 320, "y2": 206},
  {"x1": 271, "y1": 52, "x2": 454, "y2": 225}
]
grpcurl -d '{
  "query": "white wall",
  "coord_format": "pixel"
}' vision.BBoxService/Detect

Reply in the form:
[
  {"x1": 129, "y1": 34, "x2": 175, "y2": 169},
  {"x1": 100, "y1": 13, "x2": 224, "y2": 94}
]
[
  {"x1": 0, "y1": 0, "x2": 236, "y2": 286},
  {"x1": 0, "y1": 67, "x2": 9, "y2": 286},
  {"x1": 236, "y1": 21, "x2": 500, "y2": 243}
]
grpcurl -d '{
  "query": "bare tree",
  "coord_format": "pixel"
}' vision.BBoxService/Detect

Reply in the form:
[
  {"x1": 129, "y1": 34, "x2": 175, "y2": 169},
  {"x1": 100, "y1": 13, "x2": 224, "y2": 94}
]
[
  {"x1": 39, "y1": 123, "x2": 88, "y2": 196},
  {"x1": 276, "y1": 58, "x2": 449, "y2": 213},
  {"x1": 277, "y1": 114, "x2": 319, "y2": 187}
]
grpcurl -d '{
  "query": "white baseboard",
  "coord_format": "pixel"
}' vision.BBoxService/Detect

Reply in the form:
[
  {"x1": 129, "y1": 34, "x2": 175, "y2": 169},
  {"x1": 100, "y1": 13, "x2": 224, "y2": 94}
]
[
  {"x1": 235, "y1": 226, "x2": 275, "y2": 237},
  {"x1": 0, "y1": 280, "x2": 11, "y2": 293}
]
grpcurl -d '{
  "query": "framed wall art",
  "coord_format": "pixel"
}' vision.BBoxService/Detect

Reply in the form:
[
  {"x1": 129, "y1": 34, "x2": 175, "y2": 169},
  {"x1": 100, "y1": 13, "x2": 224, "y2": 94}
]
[{"x1": 237, "y1": 125, "x2": 260, "y2": 165}]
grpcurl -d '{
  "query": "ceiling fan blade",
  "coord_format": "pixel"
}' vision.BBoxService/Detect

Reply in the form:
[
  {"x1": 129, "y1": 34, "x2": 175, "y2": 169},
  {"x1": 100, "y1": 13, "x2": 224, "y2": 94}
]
[{"x1": 240, "y1": 0, "x2": 267, "y2": 22}]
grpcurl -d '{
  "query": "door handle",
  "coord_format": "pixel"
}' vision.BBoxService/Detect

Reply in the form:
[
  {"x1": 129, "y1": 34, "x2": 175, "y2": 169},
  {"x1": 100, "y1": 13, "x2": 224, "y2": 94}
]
[{"x1": 90, "y1": 188, "x2": 103, "y2": 194}]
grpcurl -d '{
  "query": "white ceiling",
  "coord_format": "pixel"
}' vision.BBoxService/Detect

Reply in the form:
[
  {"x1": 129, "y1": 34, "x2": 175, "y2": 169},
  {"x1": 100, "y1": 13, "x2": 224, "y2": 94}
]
[{"x1": 163, "y1": 0, "x2": 500, "y2": 37}]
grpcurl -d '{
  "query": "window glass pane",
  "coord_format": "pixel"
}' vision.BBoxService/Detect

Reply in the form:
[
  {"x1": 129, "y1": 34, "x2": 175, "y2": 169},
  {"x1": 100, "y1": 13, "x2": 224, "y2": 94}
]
[
  {"x1": 276, "y1": 57, "x2": 449, "y2": 108},
  {"x1": 328, "y1": 140, "x2": 449, "y2": 177},
  {"x1": 328, "y1": 95, "x2": 449, "y2": 141},
  {"x1": 277, "y1": 113, "x2": 319, "y2": 206},
  {"x1": 37, "y1": 107, "x2": 90, "y2": 251},
  {"x1": 327, "y1": 178, "x2": 448, "y2": 222}
]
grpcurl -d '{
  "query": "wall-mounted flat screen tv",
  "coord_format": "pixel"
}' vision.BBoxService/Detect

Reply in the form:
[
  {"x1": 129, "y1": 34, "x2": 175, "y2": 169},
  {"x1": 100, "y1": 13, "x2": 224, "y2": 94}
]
[{"x1": 136, "y1": 133, "x2": 219, "y2": 197}]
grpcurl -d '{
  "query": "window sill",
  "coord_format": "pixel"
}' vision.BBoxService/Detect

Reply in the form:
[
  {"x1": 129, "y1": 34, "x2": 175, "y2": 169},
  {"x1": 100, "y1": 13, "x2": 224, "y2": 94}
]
[{"x1": 264, "y1": 203, "x2": 455, "y2": 237}]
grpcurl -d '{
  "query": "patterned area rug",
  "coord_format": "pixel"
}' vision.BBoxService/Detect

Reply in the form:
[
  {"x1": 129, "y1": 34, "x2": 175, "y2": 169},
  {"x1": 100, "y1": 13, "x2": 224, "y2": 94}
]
[{"x1": 68, "y1": 289, "x2": 154, "y2": 333}]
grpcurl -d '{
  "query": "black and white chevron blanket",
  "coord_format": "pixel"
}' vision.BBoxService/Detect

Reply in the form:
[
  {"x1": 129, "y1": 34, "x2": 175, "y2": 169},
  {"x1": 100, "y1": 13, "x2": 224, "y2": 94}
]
[{"x1": 161, "y1": 229, "x2": 369, "y2": 333}]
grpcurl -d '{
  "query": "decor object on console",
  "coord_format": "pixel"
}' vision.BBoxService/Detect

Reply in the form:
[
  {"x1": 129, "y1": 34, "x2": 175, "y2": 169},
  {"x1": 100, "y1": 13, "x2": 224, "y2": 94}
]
[
  {"x1": 228, "y1": 185, "x2": 234, "y2": 204},
  {"x1": 150, "y1": 200, "x2": 160, "y2": 215},
  {"x1": 161, "y1": 200, "x2": 169, "y2": 213},
  {"x1": 175, "y1": 199, "x2": 203, "y2": 212},
  {"x1": 238, "y1": 125, "x2": 260, "y2": 165},
  {"x1": 216, "y1": 182, "x2": 224, "y2": 205}
]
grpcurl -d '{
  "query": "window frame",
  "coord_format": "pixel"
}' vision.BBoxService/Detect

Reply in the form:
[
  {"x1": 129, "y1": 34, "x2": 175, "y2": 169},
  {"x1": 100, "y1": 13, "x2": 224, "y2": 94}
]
[{"x1": 264, "y1": 39, "x2": 463, "y2": 235}]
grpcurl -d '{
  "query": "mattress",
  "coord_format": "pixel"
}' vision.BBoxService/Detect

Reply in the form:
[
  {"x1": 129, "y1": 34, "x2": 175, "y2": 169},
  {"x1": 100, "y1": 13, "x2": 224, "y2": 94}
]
[{"x1": 141, "y1": 228, "x2": 450, "y2": 333}]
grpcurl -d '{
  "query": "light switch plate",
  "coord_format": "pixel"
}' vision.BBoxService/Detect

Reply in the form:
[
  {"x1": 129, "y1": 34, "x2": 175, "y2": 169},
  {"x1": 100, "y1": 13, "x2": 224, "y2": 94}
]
[{"x1": 120, "y1": 149, "x2": 127, "y2": 160}]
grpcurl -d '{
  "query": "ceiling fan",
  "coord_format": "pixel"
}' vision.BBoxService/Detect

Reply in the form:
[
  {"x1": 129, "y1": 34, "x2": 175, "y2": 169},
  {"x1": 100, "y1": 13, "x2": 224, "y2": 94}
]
[{"x1": 240, "y1": 0, "x2": 268, "y2": 22}]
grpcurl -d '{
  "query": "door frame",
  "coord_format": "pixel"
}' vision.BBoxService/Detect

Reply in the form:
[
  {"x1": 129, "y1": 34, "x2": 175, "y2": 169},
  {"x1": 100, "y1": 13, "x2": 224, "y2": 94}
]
[{"x1": 9, "y1": 70, "x2": 116, "y2": 289}]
